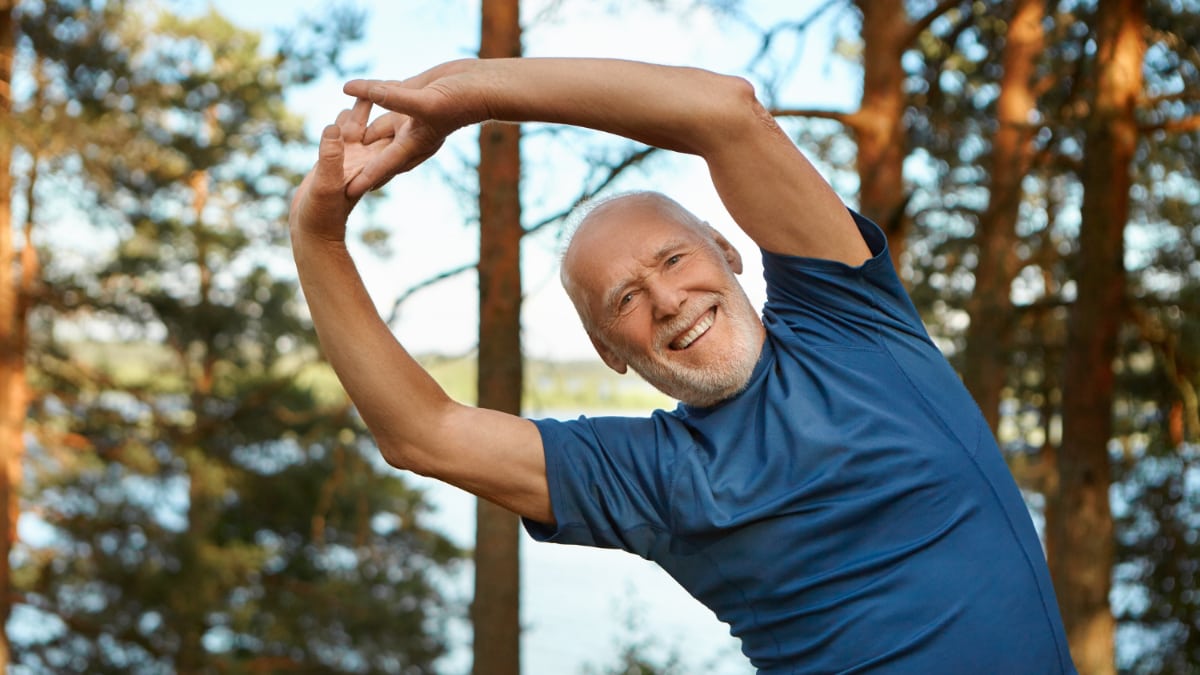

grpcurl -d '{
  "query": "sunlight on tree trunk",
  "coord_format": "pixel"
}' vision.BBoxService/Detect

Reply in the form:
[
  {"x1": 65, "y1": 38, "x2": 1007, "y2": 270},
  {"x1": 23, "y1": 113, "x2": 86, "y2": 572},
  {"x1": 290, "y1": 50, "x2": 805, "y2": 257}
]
[
  {"x1": 962, "y1": 0, "x2": 1044, "y2": 434},
  {"x1": 1048, "y1": 1, "x2": 1146, "y2": 673},
  {"x1": 854, "y1": 0, "x2": 911, "y2": 272},
  {"x1": 473, "y1": 1, "x2": 523, "y2": 674},
  {"x1": 0, "y1": 3, "x2": 20, "y2": 670}
]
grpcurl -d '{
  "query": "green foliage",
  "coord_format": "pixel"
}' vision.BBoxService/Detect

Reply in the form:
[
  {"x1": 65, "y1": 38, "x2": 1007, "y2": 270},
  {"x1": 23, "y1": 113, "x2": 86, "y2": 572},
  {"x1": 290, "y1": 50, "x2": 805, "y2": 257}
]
[
  {"x1": 12, "y1": 2, "x2": 464, "y2": 673},
  {"x1": 1113, "y1": 433, "x2": 1200, "y2": 674}
]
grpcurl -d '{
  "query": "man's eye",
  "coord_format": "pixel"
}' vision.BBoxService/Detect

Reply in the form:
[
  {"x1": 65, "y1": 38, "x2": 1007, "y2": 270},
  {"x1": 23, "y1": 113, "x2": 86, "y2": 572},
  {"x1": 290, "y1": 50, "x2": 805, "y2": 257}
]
[
  {"x1": 667, "y1": 254, "x2": 682, "y2": 265},
  {"x1": 620, "y1": 293, "x2": 634, "y2": 306}
]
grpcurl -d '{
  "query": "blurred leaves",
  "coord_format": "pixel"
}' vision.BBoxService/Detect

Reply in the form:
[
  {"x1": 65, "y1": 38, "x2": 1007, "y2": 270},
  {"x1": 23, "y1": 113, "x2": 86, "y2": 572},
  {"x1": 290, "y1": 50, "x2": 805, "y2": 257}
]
[{"x1": 10, "y1": 1, "x2": 462, "y2": 673}]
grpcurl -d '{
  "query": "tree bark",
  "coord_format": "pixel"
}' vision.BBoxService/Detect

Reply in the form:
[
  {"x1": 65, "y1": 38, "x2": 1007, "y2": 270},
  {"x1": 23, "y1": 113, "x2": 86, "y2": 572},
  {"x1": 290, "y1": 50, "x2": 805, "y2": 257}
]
[
  {"x1": 472, "y1": 1, "x2": 522, "y2": 674},
  {"x1": 962, "y1": 0, "x2": 1044, "y2": 432},
  {"x1": 1048, "y1": 1, "x2": 1145, "y2": 673},
  {"x1": 855, "y1": 0, "x2": 913, "y2": 272},
  {"x1": 0, "y1": 3, "x2": 19, "y2": 671}
]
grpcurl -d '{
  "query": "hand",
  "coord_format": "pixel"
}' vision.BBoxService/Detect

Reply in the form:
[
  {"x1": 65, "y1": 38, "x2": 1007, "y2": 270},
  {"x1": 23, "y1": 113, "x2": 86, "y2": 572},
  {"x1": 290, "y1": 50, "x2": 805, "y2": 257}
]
[
  {"x1": 289, "y1": 99, "x2": 379, "y2": 243},
  {"x1": 342, "y1": 59, "x2": 490, "y2": 198}
]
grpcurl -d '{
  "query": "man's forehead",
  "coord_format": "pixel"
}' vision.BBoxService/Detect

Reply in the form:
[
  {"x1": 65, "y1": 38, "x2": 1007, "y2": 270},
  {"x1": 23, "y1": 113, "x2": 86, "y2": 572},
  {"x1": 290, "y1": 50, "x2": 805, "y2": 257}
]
[
  {"x1": 571, "y1": 197, "x2": 703, "y2": 253},
  {"x1": 568, "y1": 207, "x2": 703, "y2": 276}
]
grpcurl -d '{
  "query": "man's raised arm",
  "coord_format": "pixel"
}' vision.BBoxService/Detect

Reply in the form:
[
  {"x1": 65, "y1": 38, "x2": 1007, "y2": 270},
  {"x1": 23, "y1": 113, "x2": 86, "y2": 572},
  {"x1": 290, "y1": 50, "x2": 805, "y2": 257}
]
[
  {"x1": 344, "y1": 58, "x2": 870, "y2": 265},
  {"x1": 289, "y1": 103, "x2": 551, "y2": 524}
]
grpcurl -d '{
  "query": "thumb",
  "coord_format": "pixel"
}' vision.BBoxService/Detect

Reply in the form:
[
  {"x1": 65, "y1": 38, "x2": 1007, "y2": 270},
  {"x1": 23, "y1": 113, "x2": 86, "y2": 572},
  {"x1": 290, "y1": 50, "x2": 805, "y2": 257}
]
[{"x1": 314, "y1": 124, "x2": 344, "y2": 194}]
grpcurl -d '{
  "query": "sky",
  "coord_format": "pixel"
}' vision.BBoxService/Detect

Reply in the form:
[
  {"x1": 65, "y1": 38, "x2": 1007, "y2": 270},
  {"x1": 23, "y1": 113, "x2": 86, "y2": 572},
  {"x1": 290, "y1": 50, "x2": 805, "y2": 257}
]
[
  {"x1": 204, "y1": 1, "x2": 860, "y2": 673},
  {"x1": 215, "y1": 0, "x2": 861, "y2": 362}
]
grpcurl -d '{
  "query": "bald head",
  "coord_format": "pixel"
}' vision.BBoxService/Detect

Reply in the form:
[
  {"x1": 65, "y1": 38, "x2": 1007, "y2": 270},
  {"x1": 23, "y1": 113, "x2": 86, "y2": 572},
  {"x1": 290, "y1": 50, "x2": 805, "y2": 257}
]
[
  {"x1": 560, "y1": 191, "x2": 742, "y2": 334},
  {"x1": 565, "y1": 192, "x2": 704, "y2": 267}
]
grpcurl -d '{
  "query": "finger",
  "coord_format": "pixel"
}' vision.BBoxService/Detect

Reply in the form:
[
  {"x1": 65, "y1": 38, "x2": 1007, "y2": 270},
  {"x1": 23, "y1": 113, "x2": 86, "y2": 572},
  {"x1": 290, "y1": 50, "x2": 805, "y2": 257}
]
[
  {"x1": 343, "y1": 60, "x2": 469, "y2": 102},
  {"x1": 343, "y1": 80, "x2": 430, "y2": 116},
  {"x1": 345, "y1": 139, "x2": 419, "y2": 198},
  {"x1": 344, "y1": 60, "x2": 464, "y2": 95},
  {"x1": 343, "y1": 97, "x2": 373, "y2": 143},
  {"x1": 334, "y1": 108, "x2": 352, "y2": 127},
  {"x1": 343, "y1": 77, "x2": 407, "y2": 98},
  {"x1": 363, "y1": 112, "x2": 403, "y2": 145},
  {"x1": 291, "y1": 124, "x2": 345, "y2": 218},
  {"x1": 314, "y1": 124, "x2": 345, "y2": 195}
]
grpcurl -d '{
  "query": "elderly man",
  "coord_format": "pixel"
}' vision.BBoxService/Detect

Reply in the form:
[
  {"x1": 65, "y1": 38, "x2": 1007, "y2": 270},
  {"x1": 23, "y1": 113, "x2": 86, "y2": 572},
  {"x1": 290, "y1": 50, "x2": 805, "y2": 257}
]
[{"x1": 290, "y1": 58, "x2": 1077, "y2": 674}]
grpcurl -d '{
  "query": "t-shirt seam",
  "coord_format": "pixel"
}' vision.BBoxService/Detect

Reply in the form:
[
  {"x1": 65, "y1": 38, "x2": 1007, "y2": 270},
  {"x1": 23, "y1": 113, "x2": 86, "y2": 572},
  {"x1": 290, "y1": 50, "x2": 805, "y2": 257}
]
[
  {"x1": 858, "y1": 279, "x2": 980, "y2": 457},
  {"x1": 666, "y1": 521, "x2": 787, "y2": 668},
  {"x1": 665, "y1": 440, "x2": 786, "y2": 668},
  {"x1": 849, "y1": 317, "x2": 1075, "y2": 667},
  {"x1": 961, "y1": 423, "x2": 1074, "y2": 673},
  {"x1": 860, "y1": 269, "x2": 1071, "y2": 671}
]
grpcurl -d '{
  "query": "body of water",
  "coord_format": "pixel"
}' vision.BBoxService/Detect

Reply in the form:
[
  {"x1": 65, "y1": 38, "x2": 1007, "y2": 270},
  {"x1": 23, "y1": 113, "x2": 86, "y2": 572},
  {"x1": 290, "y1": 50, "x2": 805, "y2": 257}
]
[{"x1": 416, "y1": 478, "x2": 751, "y2": 675}]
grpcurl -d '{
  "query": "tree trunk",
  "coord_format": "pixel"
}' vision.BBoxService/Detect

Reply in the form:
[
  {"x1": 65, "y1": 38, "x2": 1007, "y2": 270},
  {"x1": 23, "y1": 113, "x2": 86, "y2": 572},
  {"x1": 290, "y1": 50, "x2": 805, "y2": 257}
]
[
  {"x1": 0, "y1": 3, "x2": 20, "y2": 671},
  {"x1": 855, "y1": 0, "x2": 911, "y2": 271},
  {"x1": 962, "y1": 0, "x2": 1044, "y2": 433},
  {"x1": 1048, "y1": 1, "x2": 1145, "y2": 673},
  {"x1": 472, "y1": 1, "x2": 522, "y2": 674}
]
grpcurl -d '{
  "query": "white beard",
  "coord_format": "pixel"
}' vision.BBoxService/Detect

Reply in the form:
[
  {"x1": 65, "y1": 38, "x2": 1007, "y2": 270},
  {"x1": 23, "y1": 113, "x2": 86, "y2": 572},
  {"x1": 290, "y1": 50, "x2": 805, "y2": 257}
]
[{"x1": 609, "y1": 289, "x2": 763, "y2": 408}]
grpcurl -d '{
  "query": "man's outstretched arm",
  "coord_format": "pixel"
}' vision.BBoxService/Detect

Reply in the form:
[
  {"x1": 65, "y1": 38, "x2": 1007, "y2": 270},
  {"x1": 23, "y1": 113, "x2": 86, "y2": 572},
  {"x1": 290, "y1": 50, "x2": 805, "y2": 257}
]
[
  {"x1": 289, "y1": 104, "x2": 552, "y2": 523},
  {"x1": 344, "y1": 58, "x2": 870, "y2": 265}
]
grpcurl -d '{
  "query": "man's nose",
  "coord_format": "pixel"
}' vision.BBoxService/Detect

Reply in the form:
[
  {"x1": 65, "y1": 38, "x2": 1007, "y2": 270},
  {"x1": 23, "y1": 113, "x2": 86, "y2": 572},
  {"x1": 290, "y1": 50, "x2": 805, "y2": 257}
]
[{"x1": 649, "y1": 282, "x2": 686, "y2": 321}]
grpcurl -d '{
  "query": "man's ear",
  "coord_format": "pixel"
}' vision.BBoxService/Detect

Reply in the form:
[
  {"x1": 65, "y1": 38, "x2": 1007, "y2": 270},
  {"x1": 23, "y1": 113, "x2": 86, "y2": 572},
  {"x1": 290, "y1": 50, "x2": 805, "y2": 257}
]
[
  {"x1": 588, "y1": 331, "x2": 628, "y2": 374},
  {"x1": 704, "y1": 223, "x2": 743, "y2": 274}
]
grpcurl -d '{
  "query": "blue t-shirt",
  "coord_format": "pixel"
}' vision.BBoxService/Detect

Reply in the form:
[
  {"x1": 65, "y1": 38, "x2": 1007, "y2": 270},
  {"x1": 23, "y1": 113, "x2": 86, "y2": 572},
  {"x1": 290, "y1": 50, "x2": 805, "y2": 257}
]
[{"x1": 524, "y1": 213, "x2": 1076, "y2": 674}]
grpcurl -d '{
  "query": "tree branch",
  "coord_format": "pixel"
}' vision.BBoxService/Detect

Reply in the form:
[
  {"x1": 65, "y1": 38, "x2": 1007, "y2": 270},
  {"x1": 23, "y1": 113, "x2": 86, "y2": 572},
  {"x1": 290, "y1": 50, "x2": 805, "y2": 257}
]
[
  {"x1": 751, "y1": 0, "x2": 842, "y2": 66},
  {"x1": 769, "y1": 107, "x2": 858, "y2": 129},
  {"x1": 1142, "y1": 89, "x2": 1200, "y2": 107},
  {"x1": 904, "y1": 0, "x2": 968, "y2": 47},
  {"x1": 1139, "y1": 114, "x2": 1200, "y2": 134},
  {"x1": 384, "y1": 262, "x2": 477, "y2": 326},
  {"x1": 383, "y1": 144, "x2": 660, "y2": 327},
  {"x1": 522, "y1": 145, "x2": 660, "y2": 238}
]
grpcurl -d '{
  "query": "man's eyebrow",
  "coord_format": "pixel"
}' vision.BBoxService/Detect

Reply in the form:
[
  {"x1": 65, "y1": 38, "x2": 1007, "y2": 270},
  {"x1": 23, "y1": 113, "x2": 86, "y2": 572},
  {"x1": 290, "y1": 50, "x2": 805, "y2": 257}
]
[
  {"x1": 651, "y1": 238, "x2": 689, "y2": 261},
  {"x1": 601, "y1": 238, "x2": 692, "y2": 313},
  {"x1": 603, "y1": 280, "x2": 634, "y2": 314}
]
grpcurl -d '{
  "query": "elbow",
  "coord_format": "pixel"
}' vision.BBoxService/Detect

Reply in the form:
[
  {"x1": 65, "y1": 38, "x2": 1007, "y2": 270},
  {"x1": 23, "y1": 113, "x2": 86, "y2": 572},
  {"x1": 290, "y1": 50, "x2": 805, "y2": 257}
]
[
  {"x1": 372, "y1": 398, "x2": 458, "y2": 475},
  {"x1": 720, "y1": 73, "x2": 759, "y2": 107},
  {"x1": 377, "y1": 439, "x2": 421, "y2": 473},
  {"x1": 377, "y1": 438, "x2": 443, "y2": 479},
  {"x1": 696, "y1": 74, "x2": 780, "y2": 151},
  {"x1": 725, "y1": 75, "x2": 779, "y2": 132}
]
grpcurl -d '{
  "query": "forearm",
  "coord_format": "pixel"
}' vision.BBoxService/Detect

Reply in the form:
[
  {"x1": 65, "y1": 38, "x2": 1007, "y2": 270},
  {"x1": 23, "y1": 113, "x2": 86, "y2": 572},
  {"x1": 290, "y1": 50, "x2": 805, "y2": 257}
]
[
  {"x1": 477, "y1": 58, "x2": 758, "y2": 156},
  {"x1": 350, "y1": 57, "x2": 867, "y2": 264},
  {"x1": 291, "y1": 229, "x2": 451, "y2": 471},
  {"x1": 486, "y1": 59, "x2": 861, "y2": 259}
]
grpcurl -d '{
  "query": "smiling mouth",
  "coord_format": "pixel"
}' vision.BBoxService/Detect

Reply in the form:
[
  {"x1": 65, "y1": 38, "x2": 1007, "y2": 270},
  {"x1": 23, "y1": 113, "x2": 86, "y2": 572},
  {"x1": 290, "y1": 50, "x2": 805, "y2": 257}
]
[{"x1": 669, "y1": 308, "x2": 717, "y2": 350}]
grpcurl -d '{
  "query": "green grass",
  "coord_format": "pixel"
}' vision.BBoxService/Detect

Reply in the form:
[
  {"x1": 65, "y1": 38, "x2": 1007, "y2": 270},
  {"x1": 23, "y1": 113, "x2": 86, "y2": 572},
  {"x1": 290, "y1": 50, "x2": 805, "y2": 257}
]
[
  {"x1": 421, "y1": 354, "x2": 675, "y2": 414},
  {"x1": 57, "y1": 341, "x2": 674, "y2": 414}
]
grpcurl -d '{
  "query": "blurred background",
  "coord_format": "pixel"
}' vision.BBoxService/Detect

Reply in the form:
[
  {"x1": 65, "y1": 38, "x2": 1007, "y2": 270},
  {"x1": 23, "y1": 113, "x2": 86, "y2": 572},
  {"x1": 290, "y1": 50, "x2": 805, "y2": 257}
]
[{"x1": 1, "y1": 0, "x2": 1198, "y2": 673}]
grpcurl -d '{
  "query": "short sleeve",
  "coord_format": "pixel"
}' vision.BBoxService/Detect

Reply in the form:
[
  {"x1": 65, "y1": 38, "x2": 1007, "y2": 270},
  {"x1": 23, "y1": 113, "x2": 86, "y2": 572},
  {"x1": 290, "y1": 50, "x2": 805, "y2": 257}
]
[
  {"x1": 521, "y1": 412, "x2": 688, "y2": 559},
  {"x1": 761, "y1": 210, "x2": 933, "y2": 348}
]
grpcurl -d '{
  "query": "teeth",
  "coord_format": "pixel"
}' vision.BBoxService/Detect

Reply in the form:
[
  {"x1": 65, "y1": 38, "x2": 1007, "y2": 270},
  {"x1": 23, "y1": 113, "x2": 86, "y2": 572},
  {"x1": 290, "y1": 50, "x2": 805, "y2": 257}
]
[{"x1": 672, "y1": 311, "x2": 714, "y2": 350}]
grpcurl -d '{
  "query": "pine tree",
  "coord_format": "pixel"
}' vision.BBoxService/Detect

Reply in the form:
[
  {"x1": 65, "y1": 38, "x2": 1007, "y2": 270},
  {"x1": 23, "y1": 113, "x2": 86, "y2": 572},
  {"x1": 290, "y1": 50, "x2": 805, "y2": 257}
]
[{"x1": 8, "y1": 2, "x2": 464, "y2": 672}]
